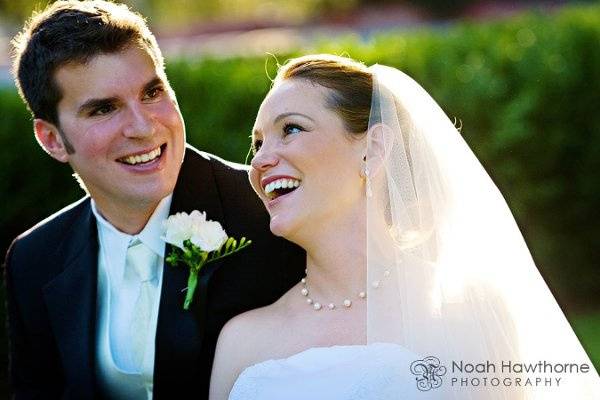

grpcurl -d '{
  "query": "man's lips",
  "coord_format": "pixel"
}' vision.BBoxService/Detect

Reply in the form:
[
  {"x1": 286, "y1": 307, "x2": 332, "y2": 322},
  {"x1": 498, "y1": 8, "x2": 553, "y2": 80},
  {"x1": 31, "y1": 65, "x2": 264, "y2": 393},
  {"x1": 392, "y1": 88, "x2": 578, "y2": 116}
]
[{"x1": 117, "y1": 144, "x2": 165, "y2": 165}]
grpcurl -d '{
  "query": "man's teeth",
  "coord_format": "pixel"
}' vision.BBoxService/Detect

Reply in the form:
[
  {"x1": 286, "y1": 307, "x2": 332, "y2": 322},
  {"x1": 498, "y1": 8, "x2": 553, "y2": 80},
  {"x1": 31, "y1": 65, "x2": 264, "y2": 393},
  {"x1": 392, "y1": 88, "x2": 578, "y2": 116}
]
[
  {"x1": 121, "y1": 147, "x2": 161, "y2": 165},
  {"x1": 264, "y1": 178, "x2": 301, "y2": 195}
]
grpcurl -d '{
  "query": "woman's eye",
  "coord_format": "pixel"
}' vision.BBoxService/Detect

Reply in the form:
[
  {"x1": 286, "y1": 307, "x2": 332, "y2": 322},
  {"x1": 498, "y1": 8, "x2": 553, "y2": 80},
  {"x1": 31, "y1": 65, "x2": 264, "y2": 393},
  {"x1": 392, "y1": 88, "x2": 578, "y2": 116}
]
[
  {"x1": 283, "y1": 123, "x2": 303, "y2": 136},
  {"x1": 252, "y1": 139, "x2": 263, "y2": 155}
]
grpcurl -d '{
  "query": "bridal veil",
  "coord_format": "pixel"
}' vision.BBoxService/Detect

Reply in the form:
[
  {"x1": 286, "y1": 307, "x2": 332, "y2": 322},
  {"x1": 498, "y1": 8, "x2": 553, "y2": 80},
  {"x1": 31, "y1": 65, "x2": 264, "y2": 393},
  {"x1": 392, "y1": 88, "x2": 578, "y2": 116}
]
[{"x1": 365, "y1": 65, "x2": 600, "y2": 399}]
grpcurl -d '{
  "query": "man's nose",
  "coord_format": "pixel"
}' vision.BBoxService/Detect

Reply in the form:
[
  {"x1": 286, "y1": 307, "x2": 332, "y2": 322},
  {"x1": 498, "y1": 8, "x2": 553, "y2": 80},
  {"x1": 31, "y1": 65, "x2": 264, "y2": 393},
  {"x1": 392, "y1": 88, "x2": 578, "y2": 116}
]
[{"x1": 123, "y1": 104, "x2": 155, "y2": 138}]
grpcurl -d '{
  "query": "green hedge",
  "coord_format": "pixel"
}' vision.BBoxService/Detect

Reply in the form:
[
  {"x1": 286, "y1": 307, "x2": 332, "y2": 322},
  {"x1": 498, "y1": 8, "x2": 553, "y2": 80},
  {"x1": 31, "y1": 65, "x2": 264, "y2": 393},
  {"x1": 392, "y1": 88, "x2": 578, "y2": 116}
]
[{"x1": 1, "y1": 5, "x2": 599, "y2": 311}]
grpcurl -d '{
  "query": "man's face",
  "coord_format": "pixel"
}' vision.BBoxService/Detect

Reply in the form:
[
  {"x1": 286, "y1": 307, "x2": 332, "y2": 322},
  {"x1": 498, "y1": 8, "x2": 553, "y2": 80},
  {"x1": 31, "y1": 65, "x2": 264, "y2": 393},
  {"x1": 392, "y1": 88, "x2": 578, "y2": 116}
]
[{"x1": 51, "y1": 45, "x2": 185, "y2": 214}]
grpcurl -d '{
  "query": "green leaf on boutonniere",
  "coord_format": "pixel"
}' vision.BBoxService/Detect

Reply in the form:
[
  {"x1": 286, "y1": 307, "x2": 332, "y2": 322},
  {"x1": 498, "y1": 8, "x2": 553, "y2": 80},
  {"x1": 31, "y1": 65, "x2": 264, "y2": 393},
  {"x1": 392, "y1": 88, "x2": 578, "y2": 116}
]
[{"x1": 162, "y1": 211, "x2": 252, "y2": 310}]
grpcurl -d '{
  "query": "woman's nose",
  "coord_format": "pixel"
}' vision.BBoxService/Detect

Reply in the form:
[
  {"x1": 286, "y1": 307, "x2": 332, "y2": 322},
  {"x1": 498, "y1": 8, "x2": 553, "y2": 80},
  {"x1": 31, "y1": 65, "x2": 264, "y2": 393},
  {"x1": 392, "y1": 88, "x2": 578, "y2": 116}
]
[{"x1": 251, "y1": 146, "x2": 279, "y2": 171}]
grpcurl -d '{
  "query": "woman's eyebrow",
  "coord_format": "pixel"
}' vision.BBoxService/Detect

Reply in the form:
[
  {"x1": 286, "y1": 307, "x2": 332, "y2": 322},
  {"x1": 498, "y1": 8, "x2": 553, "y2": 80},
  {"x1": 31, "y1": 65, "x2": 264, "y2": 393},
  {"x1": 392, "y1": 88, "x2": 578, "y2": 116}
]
[{"x1": 273, "y1": 112, "x2": 315, "y2": 124}]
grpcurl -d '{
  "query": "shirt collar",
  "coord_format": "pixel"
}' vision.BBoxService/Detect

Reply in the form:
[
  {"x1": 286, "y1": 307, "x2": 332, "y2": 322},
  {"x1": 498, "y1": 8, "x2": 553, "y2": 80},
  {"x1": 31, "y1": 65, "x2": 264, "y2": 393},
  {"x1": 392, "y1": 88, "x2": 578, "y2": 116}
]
[{"x1": 91, "y1": 194, "x2": 173, "y2": 258}]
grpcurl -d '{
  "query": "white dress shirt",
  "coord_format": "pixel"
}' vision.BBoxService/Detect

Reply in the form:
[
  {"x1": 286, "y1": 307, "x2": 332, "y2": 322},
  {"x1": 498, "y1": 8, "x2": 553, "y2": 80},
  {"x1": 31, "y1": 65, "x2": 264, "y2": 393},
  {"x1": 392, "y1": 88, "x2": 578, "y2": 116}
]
[{"x1": 92, "y1": 195, "x2": 172, "y2": 399}]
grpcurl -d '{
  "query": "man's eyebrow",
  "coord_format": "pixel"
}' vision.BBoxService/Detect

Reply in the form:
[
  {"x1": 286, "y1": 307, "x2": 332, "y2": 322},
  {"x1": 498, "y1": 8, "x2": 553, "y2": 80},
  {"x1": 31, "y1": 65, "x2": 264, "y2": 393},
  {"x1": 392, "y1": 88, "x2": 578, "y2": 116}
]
[
  {"x1": 77, "y1": 97, "x2": 118, "y2": 115},
  {"x1": 77, "y1": 77, "x2": 165, "y2": 115},
  {"x1": 143, "y1": 77, "x2": 164, "y2": 92}
]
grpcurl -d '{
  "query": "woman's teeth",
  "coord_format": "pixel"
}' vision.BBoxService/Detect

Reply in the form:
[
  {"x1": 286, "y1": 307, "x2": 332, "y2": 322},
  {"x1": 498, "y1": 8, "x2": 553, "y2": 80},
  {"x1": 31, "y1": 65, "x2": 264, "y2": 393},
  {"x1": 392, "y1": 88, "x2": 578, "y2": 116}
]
[
  {"x1": 120, "y1": 146, "x2": 161, "y2": 165},
  {"x1": 264, "y1": 178, "x2": 301, "y2": 199}
]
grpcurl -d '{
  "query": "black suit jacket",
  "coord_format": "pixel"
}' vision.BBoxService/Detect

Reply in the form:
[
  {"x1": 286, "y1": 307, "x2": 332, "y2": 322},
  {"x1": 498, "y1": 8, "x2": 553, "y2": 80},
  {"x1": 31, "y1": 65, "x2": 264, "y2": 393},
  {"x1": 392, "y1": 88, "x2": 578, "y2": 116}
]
[{"x1": 4, "y1": 146, "x2": 305, "y2": 399}]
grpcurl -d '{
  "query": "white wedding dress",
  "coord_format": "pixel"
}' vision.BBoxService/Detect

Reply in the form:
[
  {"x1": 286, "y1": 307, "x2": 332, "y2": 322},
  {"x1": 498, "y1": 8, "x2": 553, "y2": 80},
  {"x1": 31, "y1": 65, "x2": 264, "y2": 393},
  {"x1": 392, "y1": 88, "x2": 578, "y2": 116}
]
[{"x1": 228, "y1": 343, "x2": 443, "y2": 400}]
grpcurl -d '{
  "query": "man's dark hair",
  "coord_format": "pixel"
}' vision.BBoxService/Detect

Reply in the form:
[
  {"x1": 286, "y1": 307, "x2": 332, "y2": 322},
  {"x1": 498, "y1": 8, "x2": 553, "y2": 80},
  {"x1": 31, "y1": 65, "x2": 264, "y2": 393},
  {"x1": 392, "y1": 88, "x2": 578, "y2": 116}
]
[{"x1": 11, "y1": 0, "x2": 164, "y2": 127}]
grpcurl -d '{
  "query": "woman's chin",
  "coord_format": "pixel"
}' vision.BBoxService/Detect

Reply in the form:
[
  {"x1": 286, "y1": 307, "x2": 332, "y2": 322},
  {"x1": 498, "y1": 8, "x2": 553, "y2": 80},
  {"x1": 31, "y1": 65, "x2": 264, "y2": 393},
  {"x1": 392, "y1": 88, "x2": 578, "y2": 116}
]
[{"x1": 269, "y1": 215, "x2": 296, "y2": 239}]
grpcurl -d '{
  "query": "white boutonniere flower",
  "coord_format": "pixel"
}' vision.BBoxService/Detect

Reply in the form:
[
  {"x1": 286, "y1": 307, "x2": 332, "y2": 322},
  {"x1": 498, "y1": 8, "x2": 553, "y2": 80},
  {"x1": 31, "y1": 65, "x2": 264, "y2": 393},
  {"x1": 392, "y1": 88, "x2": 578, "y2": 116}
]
[{"x1": 162, "y1": 211, "x2": 251, "y2": 310}]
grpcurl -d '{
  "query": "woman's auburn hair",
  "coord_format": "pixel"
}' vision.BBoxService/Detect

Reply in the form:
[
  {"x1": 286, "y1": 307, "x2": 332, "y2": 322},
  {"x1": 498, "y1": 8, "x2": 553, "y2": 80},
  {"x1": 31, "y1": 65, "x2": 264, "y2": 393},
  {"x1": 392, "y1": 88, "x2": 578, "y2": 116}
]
[{"x1": 274, "y1": 54, "x2": 373, "y2": 136}]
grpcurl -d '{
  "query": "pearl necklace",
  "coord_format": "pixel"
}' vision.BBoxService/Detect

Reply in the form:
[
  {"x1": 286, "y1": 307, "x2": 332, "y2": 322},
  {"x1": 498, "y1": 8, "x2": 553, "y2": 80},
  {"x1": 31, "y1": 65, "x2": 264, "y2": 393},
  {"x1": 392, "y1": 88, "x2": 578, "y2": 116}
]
[
  {"x1": 300, "y1": 267, "x2": 392, "y2": 311},
  {"x1": 300, "y1": 272, "x2": 366, "y2": 311}
]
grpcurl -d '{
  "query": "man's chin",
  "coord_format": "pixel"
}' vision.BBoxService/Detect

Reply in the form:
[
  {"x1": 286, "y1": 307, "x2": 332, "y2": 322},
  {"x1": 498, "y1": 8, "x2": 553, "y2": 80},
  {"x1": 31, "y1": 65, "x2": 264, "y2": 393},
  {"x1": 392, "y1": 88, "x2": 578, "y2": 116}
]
[
  {"x1": 91, "y1": 185, "x2": 172, "y2": 210},
  {"x1": 127, "y1": 187, "x2": 174, "y2": 206}
]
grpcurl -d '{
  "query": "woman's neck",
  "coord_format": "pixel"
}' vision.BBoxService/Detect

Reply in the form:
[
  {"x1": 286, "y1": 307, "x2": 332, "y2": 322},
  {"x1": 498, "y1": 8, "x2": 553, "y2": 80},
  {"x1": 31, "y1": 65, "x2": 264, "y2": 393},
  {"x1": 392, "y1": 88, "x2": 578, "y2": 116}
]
[
  {"x1": 290, "y1": 198, "x2": 400, "y2": 304},
  {"x1": 299, "y1": 209, "x2": 367, "y2": 301}
]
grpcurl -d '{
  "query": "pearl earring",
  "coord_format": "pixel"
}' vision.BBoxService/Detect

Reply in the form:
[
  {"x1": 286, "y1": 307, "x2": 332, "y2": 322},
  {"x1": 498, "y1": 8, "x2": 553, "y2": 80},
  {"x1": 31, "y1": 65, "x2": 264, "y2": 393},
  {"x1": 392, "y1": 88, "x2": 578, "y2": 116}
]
[
  {"x1": 364, "y1": 167, "x2": 373, "y2": 198},
  {"x1": 362, "y1": 155, "x2": 372, "y2": 197}
]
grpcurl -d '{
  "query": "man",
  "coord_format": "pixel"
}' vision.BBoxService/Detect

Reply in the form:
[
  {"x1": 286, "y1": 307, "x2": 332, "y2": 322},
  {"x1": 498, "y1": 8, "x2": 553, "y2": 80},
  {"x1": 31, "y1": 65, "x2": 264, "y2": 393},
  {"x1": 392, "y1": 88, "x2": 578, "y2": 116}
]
[{"x1": 4, "y1": 1, "x2": 304, "y2": 398}]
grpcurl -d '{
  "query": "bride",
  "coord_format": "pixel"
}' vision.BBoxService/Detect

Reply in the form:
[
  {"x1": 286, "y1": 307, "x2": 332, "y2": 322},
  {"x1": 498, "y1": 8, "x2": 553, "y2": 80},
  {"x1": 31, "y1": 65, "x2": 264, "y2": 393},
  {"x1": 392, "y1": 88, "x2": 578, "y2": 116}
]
[{"x1": 209, "y1": 54, "x2": 600, "y2": 399}]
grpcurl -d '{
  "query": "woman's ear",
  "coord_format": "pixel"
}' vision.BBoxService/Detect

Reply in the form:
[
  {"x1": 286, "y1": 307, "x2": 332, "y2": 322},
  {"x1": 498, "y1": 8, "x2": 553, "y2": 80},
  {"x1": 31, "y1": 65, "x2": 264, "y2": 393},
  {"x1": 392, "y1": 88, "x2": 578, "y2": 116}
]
[
  {"x1": 34, "y1": 119, "x2": 71, "y2": 163},
  {"x1": 365, "y1": 123, "x2": 393, "y2": 178}
]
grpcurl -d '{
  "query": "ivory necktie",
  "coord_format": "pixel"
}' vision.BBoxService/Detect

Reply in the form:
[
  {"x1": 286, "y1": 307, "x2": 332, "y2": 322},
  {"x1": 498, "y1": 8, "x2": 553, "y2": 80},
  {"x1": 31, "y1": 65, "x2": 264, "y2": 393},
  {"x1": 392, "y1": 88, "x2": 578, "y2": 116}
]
[{"x1": 126, "y1": 239, "x2": 158, "y2": 370}]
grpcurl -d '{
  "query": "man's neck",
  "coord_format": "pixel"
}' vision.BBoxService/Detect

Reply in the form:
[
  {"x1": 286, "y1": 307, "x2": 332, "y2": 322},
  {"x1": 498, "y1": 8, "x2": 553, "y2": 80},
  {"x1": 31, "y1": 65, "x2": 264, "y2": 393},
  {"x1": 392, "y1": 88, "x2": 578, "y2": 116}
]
[{"x1": 93, "y1": 199, "x2": 160, "y2": 235}]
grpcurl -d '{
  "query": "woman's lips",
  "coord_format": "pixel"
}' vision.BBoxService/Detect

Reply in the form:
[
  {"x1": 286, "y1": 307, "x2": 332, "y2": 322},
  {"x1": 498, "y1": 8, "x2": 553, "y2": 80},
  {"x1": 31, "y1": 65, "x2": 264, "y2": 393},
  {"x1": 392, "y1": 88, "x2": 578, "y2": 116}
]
[
  {"x1": 267, "y1": 185, "x2": 300, "y2": 208},
  {"x1": 262, "y1": 176, "x2": 302, "y2": 200}
]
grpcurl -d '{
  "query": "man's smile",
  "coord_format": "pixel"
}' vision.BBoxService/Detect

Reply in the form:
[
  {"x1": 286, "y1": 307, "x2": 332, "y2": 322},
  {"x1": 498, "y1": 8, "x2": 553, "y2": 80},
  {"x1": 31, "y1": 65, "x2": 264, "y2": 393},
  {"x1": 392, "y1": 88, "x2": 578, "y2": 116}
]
[{"x1": 117, "y1": 144, "x2": 166, "y2": 165}]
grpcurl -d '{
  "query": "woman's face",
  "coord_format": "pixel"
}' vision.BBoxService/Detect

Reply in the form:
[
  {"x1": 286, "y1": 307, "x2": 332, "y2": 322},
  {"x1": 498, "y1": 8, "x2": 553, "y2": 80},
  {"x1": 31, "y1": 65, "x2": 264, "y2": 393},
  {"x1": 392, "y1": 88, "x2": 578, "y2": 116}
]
[{"x1": 250, "y1": 78, "x2": 366, "y2": 241}]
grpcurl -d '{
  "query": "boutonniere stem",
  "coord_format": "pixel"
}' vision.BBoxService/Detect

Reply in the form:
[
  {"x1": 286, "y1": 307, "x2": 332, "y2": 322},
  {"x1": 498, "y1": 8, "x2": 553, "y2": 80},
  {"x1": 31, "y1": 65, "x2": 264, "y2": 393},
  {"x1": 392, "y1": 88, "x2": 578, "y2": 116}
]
[{"x1": 162, "y1": 211, "x2": 252, "y2": 310}]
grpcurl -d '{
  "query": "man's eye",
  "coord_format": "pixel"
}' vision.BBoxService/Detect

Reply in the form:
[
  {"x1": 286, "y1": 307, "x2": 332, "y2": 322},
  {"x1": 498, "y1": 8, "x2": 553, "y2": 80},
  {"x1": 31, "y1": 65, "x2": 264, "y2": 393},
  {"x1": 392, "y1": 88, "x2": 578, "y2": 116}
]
[
  {"x1": 90, "y1": 104, "x2": 115, "y2": 116},
  {"x1": 283, "y1": 123, "x2": 303, "y2": 136},
  {"x1": 144, "y1": 86, "x2": 164, "y2": 100},
  {"x1": 252, "y1": 139, "x2": 263, "y2": 155}
]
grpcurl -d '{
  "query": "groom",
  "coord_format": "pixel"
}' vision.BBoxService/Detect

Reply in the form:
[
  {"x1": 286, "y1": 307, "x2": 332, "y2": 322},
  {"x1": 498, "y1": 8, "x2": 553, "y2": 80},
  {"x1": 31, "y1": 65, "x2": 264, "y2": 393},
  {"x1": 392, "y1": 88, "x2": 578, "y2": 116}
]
[{"x1": 4, "y1": 1, "x2": 304, "y2": 398}]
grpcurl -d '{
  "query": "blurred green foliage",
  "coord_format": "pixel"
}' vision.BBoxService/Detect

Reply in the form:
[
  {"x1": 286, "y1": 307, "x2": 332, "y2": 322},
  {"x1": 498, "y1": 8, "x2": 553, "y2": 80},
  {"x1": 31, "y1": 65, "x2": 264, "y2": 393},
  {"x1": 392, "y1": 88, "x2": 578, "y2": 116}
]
[
  {"x1": 572, "y1": 312, "x2": 600, "y2": 368},
  {"x1": 0, "y1": 0, "x2": 356, "y2": 27},
  {"x1": 1, "y1": 5, "x2": 599, "y2": 314}
]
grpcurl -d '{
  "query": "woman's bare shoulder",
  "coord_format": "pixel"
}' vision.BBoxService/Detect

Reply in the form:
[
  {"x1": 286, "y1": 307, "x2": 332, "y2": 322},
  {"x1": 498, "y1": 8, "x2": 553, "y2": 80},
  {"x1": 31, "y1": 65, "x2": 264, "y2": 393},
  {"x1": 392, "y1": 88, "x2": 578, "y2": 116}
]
[
  {"x1": 221, "y1": 289, "x2": 296, "y2": 347},
  {"x1": 210, "y1": 291, "x2": 298, "y2": 400}
]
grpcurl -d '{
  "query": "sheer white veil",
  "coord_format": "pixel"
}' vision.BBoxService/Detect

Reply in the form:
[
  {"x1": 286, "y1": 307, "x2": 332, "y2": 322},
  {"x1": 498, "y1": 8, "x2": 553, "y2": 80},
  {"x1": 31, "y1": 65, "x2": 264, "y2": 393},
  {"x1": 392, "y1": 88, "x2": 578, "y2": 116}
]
[{"x1": 365, "y1": 64, "x2": 600, "y2": 399}]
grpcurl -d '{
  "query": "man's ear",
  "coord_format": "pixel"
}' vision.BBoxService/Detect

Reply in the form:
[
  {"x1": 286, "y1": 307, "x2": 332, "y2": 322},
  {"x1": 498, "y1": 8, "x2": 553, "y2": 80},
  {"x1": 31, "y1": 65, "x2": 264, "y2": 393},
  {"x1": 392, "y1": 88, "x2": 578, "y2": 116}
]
[{"x1": 34, "y1": 119, "x2": 70, "y2": 163}]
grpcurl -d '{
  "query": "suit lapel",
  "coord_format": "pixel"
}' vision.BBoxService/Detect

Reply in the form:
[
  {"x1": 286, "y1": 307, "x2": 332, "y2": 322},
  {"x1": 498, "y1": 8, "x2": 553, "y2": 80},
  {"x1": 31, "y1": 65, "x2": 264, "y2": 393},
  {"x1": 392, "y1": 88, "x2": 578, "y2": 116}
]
[
  {"x1": 42, "y1": 202, "x2": 97, "y2": 398},
  {"x1": 154, "y1": 147, "x2": 226, "y2": 389}
]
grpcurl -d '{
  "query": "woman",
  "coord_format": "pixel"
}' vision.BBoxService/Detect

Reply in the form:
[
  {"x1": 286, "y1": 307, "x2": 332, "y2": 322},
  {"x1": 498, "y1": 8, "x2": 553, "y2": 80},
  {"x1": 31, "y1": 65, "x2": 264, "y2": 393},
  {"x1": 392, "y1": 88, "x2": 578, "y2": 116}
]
[{"x1": 209, "y1": 54, "x2": 600, "y2": 399}]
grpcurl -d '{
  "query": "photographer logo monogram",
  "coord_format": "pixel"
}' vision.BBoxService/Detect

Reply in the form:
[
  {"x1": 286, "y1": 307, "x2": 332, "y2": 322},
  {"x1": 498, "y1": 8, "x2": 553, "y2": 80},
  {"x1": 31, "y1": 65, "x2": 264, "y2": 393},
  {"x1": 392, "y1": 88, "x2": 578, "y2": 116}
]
[{"x1": 410, "y1": 357, "x2": 447, "y2": 391}]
